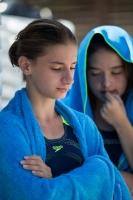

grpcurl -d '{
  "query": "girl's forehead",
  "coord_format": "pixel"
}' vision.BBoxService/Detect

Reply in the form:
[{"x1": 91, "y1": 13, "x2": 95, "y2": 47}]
[
  {"x1": 89, "y1": 48, "x2": 122, "y2": 62},
  {"x1": 88, "y1": 50, "x2": 124, "y2": 70}
]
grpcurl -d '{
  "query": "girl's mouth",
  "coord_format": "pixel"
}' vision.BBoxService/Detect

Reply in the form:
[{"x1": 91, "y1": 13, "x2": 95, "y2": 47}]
[{"x1": 101, "y1": 90, "x2": 118, "y2": 94}]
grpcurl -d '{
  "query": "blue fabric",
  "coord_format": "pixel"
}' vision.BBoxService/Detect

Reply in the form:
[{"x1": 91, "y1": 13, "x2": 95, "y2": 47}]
[
  {"x1": 62, "y1": 25, "x2": 133, "y2": 172},
  {"x1": 118, "y1": 89, "x2": 133, "y2": 171},
  {"x1": 0, "y1": 88, "x2": 131, "y2": 199}
]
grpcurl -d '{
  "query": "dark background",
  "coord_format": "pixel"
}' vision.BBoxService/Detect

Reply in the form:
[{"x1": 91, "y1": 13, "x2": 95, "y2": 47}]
[{"x1": 2, "y1": 0, "x2": 133, "y2": 43}]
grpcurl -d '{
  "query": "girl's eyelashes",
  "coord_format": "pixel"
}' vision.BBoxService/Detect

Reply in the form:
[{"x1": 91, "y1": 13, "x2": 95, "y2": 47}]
[
  {"x1": 90, "y1": 71, "x2": 101, "y2": 76},
  {"x1": 51, "y1": 66, "x2": 76, "y2": 71},
  {"x1": 89, "y1": 70, "x2": 122, "y2": 76},
  {"x1": 70, "y1": 67, "x2": 75, "y2": 70},
  {"x1": 88, "y1": 69, "x2": 101, "y2": 76},
  {"x1": 51, "y1": 68, "x2": 61, "y2": 71},
  {"x1": 91, "y1": 72, "x2": 122, "y2": 76},
  {"x1": 70, "y1": 63, "x2": 76, "y2": 70},
  {"x1": 112, "y1": 71, "x2": 122, "y2": 75},
  {"x1": 91, "y1": 73, "x2": 100, "y2": 76}
]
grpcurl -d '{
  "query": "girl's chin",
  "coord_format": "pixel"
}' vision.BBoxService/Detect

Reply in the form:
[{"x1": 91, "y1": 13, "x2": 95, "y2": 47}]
[{"x1": 95, "y1": 97, "x2": 105, "y2": 105}]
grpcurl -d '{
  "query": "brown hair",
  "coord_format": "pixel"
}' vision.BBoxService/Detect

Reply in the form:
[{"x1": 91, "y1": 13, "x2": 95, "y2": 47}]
[
  {"x1": 87, "y1": 34, "x2": 133, "y2": 109},
  {"x1": 9, "y1": 18, "x2": 77, "y2": 80}
]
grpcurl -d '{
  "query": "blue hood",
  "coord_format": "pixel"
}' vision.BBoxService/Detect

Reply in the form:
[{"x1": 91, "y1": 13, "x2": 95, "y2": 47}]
[{"x1": 62, "y1": 25, "x2": 133, "y2": 119}]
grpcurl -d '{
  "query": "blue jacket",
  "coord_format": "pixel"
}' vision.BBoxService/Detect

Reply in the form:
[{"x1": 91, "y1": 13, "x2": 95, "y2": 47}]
[
  {"x1": 62, "y1": 25, "x2": 133, "y2": 172},
  {"x1": 0, "y1": 88, "x2": 131, "y2": 199}
]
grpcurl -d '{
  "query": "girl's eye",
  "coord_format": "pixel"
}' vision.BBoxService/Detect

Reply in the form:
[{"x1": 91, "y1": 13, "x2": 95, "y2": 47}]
[
  {"x1": 91, "y1": 72, "x2": 101, "y2": 76},
  {"x1": 52, "y1": 68, "x2": 61, "y2": 71},
  {"x1": 89, "y1": 69, "x2": 101, "y2": 76},
  {"x1": 70, "y1": 67, "x2": 75, "y2": 70},
  {"x1": 112, "y1": 71, "x2": 121, "y2": 75}
]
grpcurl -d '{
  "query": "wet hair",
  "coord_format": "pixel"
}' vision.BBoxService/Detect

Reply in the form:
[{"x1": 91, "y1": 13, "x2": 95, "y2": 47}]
[
  {"x1": 9, "y1": 18, "x2": 77, "y2": 80},
  {"x1": 87, "y1": 34, "x2": 133, "y2": 109}
]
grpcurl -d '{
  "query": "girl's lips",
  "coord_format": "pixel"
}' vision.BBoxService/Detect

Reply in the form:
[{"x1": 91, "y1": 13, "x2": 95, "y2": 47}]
[
  {"x1": 101, "y1": 90, "x2": 118, "y2": 98},
  {"x1": 57, "y1": 88, "x2": 69, "y2": 93},
  {"x1": 101, "y1": 90, "x2": 118, "y2": 94},
  {"x1": 108, "y1": 91, "x2": 118, "y2": 95}
]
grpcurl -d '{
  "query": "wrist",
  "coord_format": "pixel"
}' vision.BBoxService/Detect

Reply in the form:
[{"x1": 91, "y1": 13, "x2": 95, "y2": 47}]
[{"x1": 114, "y1": 117, "x2": 131, "y2": 135}]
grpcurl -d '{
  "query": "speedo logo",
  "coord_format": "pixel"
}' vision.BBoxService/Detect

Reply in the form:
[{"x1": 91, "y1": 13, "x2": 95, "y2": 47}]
[{"x1": 52, "y1": 145, "x2": 63, "y2": 152}]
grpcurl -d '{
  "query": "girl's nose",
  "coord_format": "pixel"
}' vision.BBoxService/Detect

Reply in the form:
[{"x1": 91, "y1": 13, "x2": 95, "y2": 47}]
[
  {"x1": 102, "y1": 74, "x2": 111, "y2": 89},
  {"x1": 62, "y1": 70, "x2": 74, "y2": 85}
]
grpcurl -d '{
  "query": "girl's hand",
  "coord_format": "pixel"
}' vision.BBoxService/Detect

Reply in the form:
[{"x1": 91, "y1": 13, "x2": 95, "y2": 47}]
[
  {"x1": 20, "y1": 155, "x2": 52, "y2": 179},
  {"x1": 100, "y1": 92, "x2": 127, "y2": 128}
]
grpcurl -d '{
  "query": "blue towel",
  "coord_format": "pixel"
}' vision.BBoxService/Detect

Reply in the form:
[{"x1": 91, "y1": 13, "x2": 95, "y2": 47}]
[{"x1": 0, "y1": 88, "x2": 131, "y2": 199}]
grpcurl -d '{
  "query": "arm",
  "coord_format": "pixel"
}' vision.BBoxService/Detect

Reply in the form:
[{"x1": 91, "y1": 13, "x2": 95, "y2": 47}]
[
  {"x1": 100, "y1": 92, "x2": 133, "y2": 171},
  {"x1": 120, "y1": 171, "x2": 133, "y2": 198},
  {"x1": 22, "y1": 120, "x2": 133, "y2": 199},
  {"x1": 115, "y1": 119, "x2": 133, "y2": 171},
  {"x1": 0, "y1": 116, "x2": 73, "y2": 200},
  {"x1": 20, "y1": 155, "x2": 133, "y2": 200}
]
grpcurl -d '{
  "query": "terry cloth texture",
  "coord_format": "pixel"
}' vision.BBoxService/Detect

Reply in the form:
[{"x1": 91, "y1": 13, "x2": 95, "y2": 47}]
[
  {"x1": 62, "y1": 25, "x2": 133, "y2": 172},
  {"x1": 0, "y1": 88, "x2": 131, "y2": 200}
]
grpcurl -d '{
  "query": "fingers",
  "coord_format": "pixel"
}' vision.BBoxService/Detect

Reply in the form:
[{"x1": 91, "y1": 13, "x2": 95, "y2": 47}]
[
  {"x1": 100, "y1": 104, "x2": 107, "y2": 117},
  {"x1": 20, "y1": 155, "x2": 52, "y2": 179},
  {"x1": 24, "y1": 154, "x2": 41, "y2": 161},
  {"x1": 112, "y1": 93, "x2": 123, "y2": 104},
  {"x1": 20, "y1": 155, "x2": 44, "y2": 169},
  {"x1": 105, "y1": 92, "x2": 118, "y2": 102},
  {"x1": 105, "y1": 92, "x2": 123, "y2": 104},
  {"x1": 105, "y1": 92, "x2": 115, "y2": 101},
  {"x1": 32, "y1": 171, "x2": 52, "y2": 179}
]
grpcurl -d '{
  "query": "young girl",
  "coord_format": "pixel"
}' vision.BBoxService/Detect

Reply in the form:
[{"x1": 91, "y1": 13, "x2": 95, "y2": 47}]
[
  {"x1": 0, "y1": 20, "x2": 131, "y2": 199},
  {"x1": 62, "y1": 25, "x2": 133, "y2": 196}
]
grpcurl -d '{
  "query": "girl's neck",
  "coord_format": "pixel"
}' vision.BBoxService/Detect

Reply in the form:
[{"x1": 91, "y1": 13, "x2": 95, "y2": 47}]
[
  {"x1": 26, "y1": 87, "x2": 64, "y2": 140},
  {"x1": 26, "y1": 88, "x2": 56, "y2": 121},
  {"x1": 34, "y1": 103, "x2": 63, "y2": 140}
]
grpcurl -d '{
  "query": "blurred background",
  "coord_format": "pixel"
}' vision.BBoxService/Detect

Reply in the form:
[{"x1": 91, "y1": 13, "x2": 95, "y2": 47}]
[{"x1": 0, "y1": 0, "x2": 133, "y2": 108}]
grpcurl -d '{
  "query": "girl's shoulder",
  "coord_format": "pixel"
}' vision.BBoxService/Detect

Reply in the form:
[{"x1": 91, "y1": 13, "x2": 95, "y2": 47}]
[{"x1": 0, "y1": 110, "x2": 24, "y2": 136}]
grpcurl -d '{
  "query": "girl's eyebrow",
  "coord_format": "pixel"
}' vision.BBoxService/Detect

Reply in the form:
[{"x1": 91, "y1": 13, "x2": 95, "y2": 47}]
[
  {"x1": 110, "y1": 66, "x2": 123, "y2": 69},
  {"x1": 88, "y1": 65, "x2": 123, "y2": 70},
  {"x1": 88, "y1": 66, "x2": 101, "y2": 70},
  {"x1": 51, "y1": 61, "x2": 77, "y2": 65},
  {"x1": 88, "y1": 66, "x2": 99, "y2": 70}
]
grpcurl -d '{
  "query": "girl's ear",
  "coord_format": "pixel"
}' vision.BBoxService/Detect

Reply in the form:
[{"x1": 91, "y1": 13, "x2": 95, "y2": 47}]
[{"x1": 18, "y1": 56, "x2": 32, "y2": 76}]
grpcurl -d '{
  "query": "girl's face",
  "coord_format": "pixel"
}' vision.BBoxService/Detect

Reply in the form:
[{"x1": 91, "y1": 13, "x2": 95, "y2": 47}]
[
  {"x1": 26, "y1": 43, "x2": 77, "y2": 100},
  {"x1": 87, "y1": 48, "x2": 128, "y2": 104}
]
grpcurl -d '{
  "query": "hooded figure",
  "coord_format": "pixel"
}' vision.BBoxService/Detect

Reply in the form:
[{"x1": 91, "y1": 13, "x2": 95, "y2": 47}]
[{"x1": 62, "y1": 25, "x2": 133, "y2": 195}]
